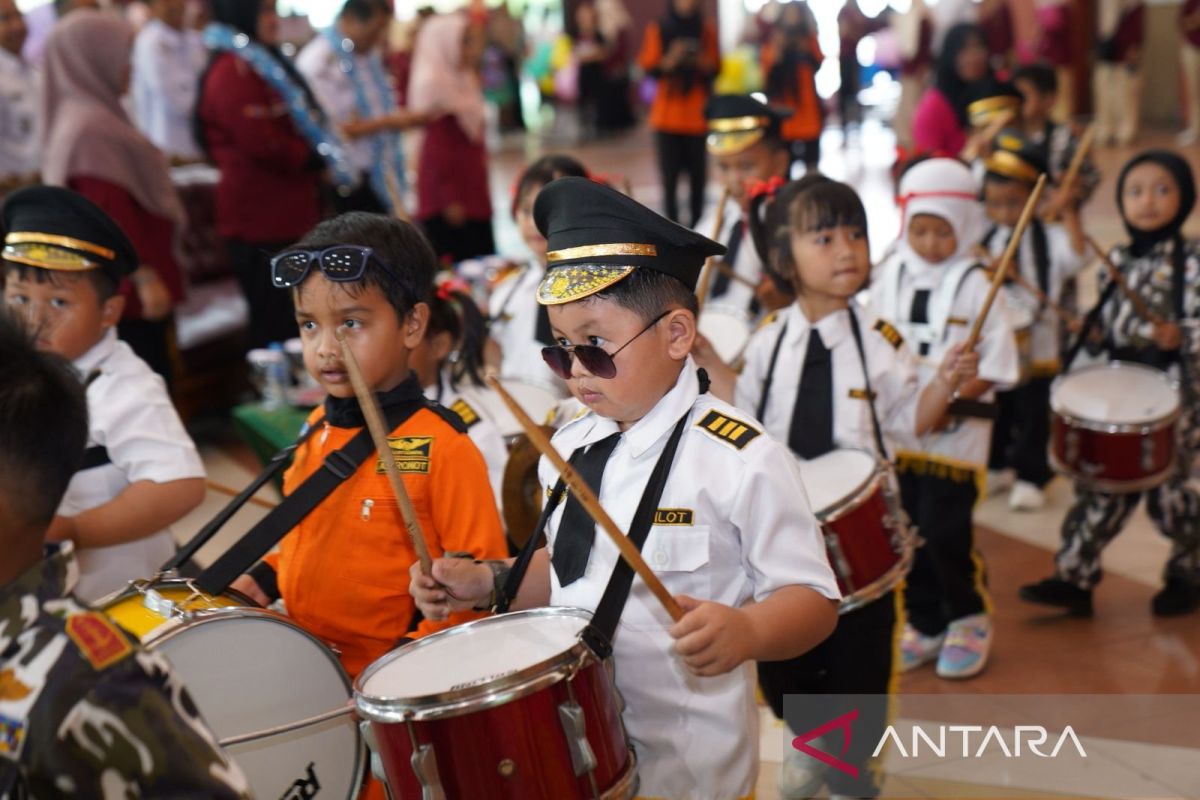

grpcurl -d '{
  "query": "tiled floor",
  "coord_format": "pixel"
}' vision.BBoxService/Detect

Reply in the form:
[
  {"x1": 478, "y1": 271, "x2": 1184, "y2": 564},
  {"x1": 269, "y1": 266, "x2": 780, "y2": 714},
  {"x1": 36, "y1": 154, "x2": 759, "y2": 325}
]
[{"x1": 177, "y1": 118, "x2": 1200, "y2": 800}]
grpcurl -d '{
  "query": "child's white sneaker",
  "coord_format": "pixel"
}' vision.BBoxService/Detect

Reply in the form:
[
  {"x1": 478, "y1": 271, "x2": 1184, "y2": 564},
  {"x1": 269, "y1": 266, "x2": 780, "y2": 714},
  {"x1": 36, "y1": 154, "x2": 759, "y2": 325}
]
[{"x1": 1009, "y1": 480, "x2": 1045, "y2": 511}]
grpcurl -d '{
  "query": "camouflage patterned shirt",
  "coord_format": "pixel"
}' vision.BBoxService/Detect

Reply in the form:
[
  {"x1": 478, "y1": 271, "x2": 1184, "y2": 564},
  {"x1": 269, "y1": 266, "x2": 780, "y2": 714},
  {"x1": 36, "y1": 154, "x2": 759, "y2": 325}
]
[{"x1": 0, "y1": 544, "x2": 253, "y2": 799}]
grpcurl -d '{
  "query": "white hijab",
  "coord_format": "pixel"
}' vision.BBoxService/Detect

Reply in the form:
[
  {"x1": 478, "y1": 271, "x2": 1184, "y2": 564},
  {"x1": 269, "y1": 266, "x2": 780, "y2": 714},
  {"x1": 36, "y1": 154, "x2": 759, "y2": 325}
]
[{"x1": 895, "y1": 157, "x2": 987, "y2": 272}]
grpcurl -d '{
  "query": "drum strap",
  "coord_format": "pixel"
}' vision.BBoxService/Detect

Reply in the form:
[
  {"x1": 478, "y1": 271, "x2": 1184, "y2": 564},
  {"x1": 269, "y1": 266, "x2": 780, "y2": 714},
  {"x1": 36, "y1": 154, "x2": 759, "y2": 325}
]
[
  {"x1": 190, "y1": 400, "x2": 423, "y2": 595},
  {"x1": 756, "y1": 321, "x2": 790, "y2": 422},
  {"x1": 162, "y1": 419, "x2": 325, "y2": 573},
  {"x1": 846, "y1": 306, "x2": 891, "y2": 461}
]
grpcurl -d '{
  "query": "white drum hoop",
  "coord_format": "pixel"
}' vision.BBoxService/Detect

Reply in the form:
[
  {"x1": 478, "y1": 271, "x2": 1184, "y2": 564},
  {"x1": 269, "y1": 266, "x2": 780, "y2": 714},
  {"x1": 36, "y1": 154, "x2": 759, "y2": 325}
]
[{"x1": 1050, "y1": 361, "x2": 1181, "y2": 435}]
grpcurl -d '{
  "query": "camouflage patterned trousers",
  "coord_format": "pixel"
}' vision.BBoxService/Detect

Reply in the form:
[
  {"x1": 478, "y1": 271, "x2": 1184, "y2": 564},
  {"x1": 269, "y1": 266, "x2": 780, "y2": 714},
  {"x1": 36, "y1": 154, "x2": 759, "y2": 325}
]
[{"x1": 1055, "y1": 449, "x2": 1200, "y2": 590}]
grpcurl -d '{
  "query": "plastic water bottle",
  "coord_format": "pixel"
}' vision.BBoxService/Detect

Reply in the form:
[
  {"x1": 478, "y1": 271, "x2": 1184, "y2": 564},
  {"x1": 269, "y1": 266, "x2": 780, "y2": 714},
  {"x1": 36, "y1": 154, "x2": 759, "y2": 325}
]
[{"x1": 263, "y1": 342, "x2": 290, "y2": 408}]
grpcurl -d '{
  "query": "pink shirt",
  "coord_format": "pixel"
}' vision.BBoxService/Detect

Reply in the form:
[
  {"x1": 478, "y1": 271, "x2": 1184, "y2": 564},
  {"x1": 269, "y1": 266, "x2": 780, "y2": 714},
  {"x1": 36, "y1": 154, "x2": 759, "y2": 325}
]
[{"x1": 912, "y1": 87, "x2": 966, "y2": 156}]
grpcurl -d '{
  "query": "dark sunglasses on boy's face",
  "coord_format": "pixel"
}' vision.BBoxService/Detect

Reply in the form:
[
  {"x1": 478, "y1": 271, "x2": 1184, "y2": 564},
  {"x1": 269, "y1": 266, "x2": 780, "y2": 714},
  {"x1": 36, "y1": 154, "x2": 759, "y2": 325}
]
[
  {"x1": 541, "y1": 310, "x2": 670, "y2": 380},
  {"x1": 269, "y1": 245, "x2": 393, "y2": 288}
]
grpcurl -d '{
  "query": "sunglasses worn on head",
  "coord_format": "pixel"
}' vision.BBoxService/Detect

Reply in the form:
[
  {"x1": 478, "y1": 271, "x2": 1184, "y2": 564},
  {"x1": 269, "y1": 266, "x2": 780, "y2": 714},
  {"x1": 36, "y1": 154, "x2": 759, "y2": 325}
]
[
  {"x1": 541, "y1": 310, "x2": 670, "y2": 380},
  {"x1": 270, "y1": 245, "x2": 392, "y2": 288}
]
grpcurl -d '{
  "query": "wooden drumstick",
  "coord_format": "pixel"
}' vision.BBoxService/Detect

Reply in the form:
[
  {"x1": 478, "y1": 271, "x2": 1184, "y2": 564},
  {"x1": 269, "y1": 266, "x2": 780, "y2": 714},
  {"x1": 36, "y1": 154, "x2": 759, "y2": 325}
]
[
  {"x1": 205, "y1": 480, "x2": 277, "y2": 510},
  {"x1": 1042, "y1": 124, "x2": 1095, "y2": 222},
  {"x1": 962, "y1": 108, "x2": 1015, "y2": 162},
  {"x1": 484, "y1": 375, "x2": 685, "y2": 622},
  {"x1": 696, "y1": 186, "x2": 733, "y2": 311},
  {"x1": 1085, "y1": 235, "x2": 1165, "y2": 325},
  {"x1": 965, "y1": 173, "x2": 1048, "y2": 353},
  {"x1": 337, "y1": 331, "x2": 433, "y2": 575},
  {"x1": 712, "y1": 258, "x2": 759, "y2": 290}
]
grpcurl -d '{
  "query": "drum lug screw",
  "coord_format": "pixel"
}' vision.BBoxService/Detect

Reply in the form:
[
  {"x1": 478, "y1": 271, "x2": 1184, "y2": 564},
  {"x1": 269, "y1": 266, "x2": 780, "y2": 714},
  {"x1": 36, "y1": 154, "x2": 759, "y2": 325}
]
[
  {"x1": 498, "y1": 758, "x2": 516, "y2": 778},
  {"x1": 1142, "y1": 437, "x2": 1157, "y2": 472},
  {"x1": 558, "y1": 701, "x2": 598, "y2": 776}
]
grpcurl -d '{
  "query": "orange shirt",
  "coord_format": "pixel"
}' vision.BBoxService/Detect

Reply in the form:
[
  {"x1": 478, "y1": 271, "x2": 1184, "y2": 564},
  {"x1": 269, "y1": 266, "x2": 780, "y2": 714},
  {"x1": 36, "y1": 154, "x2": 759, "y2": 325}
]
[
  {"x1": 762, "y1": 36, "x2": 824, "y2": 141},
  {"x1": 638, "y1": 20, "x2": 720, "y2": 136},
  {"x1": 264, "y1": 405, "x2": 508, "y2": 679}
]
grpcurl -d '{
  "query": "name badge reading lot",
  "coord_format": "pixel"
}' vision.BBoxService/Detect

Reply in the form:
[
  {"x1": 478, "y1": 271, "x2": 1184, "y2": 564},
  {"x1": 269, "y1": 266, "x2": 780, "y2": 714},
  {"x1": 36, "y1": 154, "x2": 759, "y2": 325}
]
[{"x1": 653, "y1": 508, "x2": 694, "y2": 526}]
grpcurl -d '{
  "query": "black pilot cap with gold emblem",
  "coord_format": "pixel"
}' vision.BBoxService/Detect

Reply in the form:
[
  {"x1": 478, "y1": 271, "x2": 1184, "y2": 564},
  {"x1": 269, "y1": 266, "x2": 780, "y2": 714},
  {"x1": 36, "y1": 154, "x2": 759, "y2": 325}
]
[
  {"x1": 705, "y1": 94, "x2": 787, "y2": 156},
  {"x1": 984, "y1": 128, "x2": 1048, "y2": 185},
  {"x1": 2, "y1": 185, "x2": 138, "y2": 283},
  {"x1": 533, "y1": 176, "x2": 725, "y2": 305}
]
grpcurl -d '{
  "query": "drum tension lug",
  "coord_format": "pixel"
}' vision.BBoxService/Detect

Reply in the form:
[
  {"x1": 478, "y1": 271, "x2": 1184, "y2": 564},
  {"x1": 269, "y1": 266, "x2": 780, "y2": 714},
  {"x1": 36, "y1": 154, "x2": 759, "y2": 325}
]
[
  {"x1": 410, "y1": 741, "x2": 446, "y2": 800},
  {"x1": 558, "y1": 701, "x2": 598, "y2": 777}
]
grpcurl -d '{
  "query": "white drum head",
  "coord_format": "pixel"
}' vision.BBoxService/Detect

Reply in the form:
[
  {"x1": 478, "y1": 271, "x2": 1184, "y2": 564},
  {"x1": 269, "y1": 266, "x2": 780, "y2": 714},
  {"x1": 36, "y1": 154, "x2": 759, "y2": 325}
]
[
  {"x1": 1052, "y1": 362, "x2": 1180, "y2": 425},
  {"x1": 150, "y1": 611, "x2": 361, "y2": 800},
  {"x1": 361, "y1": 609, "x2": 587, "y2": 700},
  {"x1": 698, "y1": 305, "x2": 753, "y2": 364},
  {"x1": 797, "y1": 449, "x2": 877, "y2": 517}
]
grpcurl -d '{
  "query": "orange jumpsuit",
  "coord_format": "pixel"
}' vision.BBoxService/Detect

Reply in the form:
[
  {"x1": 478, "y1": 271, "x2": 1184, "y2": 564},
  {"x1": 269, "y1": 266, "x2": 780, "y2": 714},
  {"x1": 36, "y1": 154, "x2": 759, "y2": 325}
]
[
  {"x1": 638, "y1": 19, "x2": 721, "y2": 136},
  {"x1": 762, "y1": 35, "x2": 825, "y2": 144},
  {"x1": 262, "y1": 404, "x2": 508, "y2": 680}
]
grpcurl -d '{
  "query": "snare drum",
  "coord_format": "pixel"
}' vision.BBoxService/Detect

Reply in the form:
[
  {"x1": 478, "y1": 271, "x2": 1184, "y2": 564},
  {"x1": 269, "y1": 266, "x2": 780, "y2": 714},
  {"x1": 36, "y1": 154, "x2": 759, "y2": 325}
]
[
  {"x1": 1049, "y1": 361, "x2": 1181, "y2": 493},
  {"x1": 100, "y1": 580, "x2": 363, "y2": 799},
  {"x1": 356, "y1": 607, "x2": 636, "y2": 800},
  {"x1": 796, "y1": 450, "x2": 914, "y2": 613},
  {"x1": 698, "y1": 304, "x2": 753, "y2": 365}
]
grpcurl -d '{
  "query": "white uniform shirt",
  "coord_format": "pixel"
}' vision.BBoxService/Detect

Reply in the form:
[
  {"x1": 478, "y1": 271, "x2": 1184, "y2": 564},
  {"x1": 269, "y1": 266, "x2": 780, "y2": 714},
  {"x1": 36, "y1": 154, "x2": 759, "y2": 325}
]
[
  {"x1": 60, "y1": 329, "x2": 205, "y2": 603},
  {"x1": 0, "y1": 48, "x2": 40, "y2": 179},
  {"x1": 424, "y1": 371, "x2": 508, "y2": 514},
  {"x1": 487, "y1": 262, "x2": 568, "y2": 397},
  {"x1": 131, "y1": 19, "x2": 206, "y2": 159},
  {"x1": 693, "y1": 194, "x2": 763, "y2": 317},
  {"x1": 296, "y1": 33, "x2": 396, "y2": 180},
  {"x1": 736, "y1": 300, "x2": 921, "y2": 457},
  {"x1": 539, "y1": 361, "x2": 840, "y2": 800},
  {"x1": 980, "y1": 220, "x2": 1083, "y2": 368},
  {"x1": 870, "y1": 255, "x2": 1019, "y2": 467}
]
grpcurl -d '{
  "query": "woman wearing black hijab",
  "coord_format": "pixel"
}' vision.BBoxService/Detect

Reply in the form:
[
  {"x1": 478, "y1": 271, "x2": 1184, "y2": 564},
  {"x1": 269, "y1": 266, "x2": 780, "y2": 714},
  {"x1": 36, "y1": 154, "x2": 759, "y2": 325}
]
[
  {"x1": 1021, "y1": 149, "x2": 1200, "y2": 619},
  {"x1": 194, "y1": 0, "x2": 334, "y2": 349},
  {"x1": 636, "y1": 0, "x2": 719, "y2": 226},
  {"x1": 911, "y1": 23, "x2": 996, "y2": 156}
]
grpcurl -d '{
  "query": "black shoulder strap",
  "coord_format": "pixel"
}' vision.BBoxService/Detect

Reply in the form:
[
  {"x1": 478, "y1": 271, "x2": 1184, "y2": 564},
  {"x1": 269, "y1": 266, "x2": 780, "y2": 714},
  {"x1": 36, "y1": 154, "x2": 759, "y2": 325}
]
[
  {"x1": 78, "y1": 445, "x2": 111, "y2": 472},
  {"x1": 846, "y1": 306, "x2": 891, "y2": 462},
  {"x1": 163, "y1": 417, "x2": 326, "y2": 572},
  {"x1": 982, "y1": 225, "x2": 998, "y2": 249},
  {"x1": 1172, "y1": 235, "x2": 1186, "y2": 321},
  {"x1": 756, "y1": 321, "x2": 790, "y2": 422},
  {"x1": 423, "y1": 399, "x2": 469, "y2": 433},
  {"x1": 191, "y1": 401, "x2": 423, "y2": 594},
  {"x1": 1064, "y1": 277, "x2": 1120, "y2": 372},
  {"x1": 497, "y1": 476, "x2": 566, "y2": 613},
  {"x1": 1031, "y1": 218, "x2": 1050, "y2": 300},
  {"x1": 582, "y1": 410, "x2": 691, "y2": 658}
]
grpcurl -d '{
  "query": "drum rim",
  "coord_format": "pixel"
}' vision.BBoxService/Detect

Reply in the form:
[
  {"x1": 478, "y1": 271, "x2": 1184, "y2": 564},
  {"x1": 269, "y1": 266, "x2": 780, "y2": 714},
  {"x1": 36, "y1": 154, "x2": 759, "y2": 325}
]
[
  {"x1": 1050, "y1": 361, "x2": 1182, "y2": 432},
  {"x1": 798, "y1": 448, "x2": 881, "y2": 524},
  {"x1": 354, "y1": 606, "x2": 596, "y2": 723},
  {"x1": 95, "y1": 576, "x2": 256, "y2": 611},
  {"x1": 1048, "y1": 452, "x2": 1177, "y2": 494},
  {"x1": 837, "y1": 543, "x2": 915, "y2": 614},
  {"x1": 143, "y1": 605, "x2": 365, "y2": 800}
]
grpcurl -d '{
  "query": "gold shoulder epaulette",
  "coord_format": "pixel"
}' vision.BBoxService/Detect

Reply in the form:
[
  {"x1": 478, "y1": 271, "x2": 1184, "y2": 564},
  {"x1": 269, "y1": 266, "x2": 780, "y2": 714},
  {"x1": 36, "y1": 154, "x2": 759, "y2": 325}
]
[
  {"x1": 449, "y1": 399, "x2": 481, "y2": 428},
  {"x1": 873, "y1": 319, "x2": 904, "y2": 350},
  {"x1": 755, "y1": 310, "x2": 780, "y2": 331},
  {"x1": 695, "y1": 409, "x2": 761, "y2": 450}
]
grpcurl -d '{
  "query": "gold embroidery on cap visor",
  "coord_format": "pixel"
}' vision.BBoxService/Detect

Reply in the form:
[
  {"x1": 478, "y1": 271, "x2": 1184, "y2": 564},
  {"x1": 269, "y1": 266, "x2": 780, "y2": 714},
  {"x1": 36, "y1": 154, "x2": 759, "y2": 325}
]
[
  {"x1": 967, "y1": 96, "x2": 1020, "y2": 128},
  {"x1": 536, "y1": 264, "x2": 636, "y2": 305},
  {"x1": 985, "y1": 150, "x2": 1041, "y2": 183},
  {"x1": 2, "y1": 242, "x2": 101, "y2": 272},
  {"x1": 5, "y1": 231, "x2": 115, "y2": 260}
]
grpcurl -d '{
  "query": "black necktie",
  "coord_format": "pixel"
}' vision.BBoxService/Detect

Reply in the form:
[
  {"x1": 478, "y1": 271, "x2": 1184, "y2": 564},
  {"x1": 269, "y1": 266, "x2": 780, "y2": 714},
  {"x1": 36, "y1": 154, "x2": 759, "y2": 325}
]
[
  {"x1": 788, "y1": 329, "x2": 835, "y2": 459},
  {"x1": 553, "y1": 432, "x2": 622, "y2": 586}
]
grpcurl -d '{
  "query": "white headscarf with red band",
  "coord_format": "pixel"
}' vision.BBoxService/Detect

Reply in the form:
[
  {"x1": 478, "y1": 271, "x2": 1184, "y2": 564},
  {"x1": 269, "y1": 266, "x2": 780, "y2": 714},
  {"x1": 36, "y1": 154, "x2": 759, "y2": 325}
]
[{"x1": 895, "y1": 157, "x2": 986, "y2": 269}]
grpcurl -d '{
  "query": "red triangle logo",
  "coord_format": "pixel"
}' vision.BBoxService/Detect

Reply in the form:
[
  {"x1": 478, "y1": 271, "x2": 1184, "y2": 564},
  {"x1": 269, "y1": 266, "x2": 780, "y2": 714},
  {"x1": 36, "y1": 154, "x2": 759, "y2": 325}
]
[{"x1": 790, "y1": 708, "x2": 860, "y2": 778}]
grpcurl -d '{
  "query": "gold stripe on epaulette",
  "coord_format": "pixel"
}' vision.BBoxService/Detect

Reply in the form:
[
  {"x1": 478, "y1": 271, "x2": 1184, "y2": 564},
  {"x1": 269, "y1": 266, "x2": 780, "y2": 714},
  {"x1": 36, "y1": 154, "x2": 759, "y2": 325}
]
[
  {"x1": 449, "y1": 398, "x2": 480, "y2": 428},
  {"x1": 696, "y1": 409, "x2": 761, "y2": 450},
  {"x1": 873, "y1": 319, "x2": 904, "y2": 349}
]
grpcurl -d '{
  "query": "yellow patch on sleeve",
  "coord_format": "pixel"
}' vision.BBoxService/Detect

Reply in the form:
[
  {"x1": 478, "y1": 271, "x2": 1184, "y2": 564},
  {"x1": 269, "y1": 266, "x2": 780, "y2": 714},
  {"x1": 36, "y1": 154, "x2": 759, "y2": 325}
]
[
  {"x1": 66, "y1": 613, "x2": 132, "y2": 671},
  {"x1": 873, "y1": 319, "x2": 904, "y2": 350},
  {"x1": 449, "y1": 399, "x2": 481, "y2": 428},
  {"x1": 695, "y1": 410, "x2": 761, "y2": 450},
  {"x1": 0, "y1": 669, "x2": 32, "y2": 702},
  {"x1": 379, "y1": 436, "x2": 433, "y2": 474}
]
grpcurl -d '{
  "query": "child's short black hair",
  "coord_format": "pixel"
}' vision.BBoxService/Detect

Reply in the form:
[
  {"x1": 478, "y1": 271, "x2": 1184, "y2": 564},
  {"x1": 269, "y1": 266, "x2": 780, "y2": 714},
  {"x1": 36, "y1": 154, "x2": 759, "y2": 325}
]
[
  {"x1": 589, "y1": 269, "x2": 699, "y2": 321},
  {"x1": 340, "y1": 0, "x2": 389, "y2": 21},
  {"x1": 427, "y1": 287, "x2": 489, "y2": 389},
  {"x1": 512, "y1": 155, "x2": 589, "y2": 216},
  {"x1": 0, "y1": 310, "x2": 88, "y2": 530},
  {"x1": 3, "y1": 262, "x2": 119, "y2": 302},
  {"x1": 982, "y1": 171, "x2": 1034, "y2": 190},
  {"x1": 291, "y1": 212, "x2": 436, "y2": 319},
  {"x1": 749, "y1": 174, "x2": 868, "y2": 294},
  {"x1": 1012, "y1": 62, "x2": 1058, "y2": 95}
]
